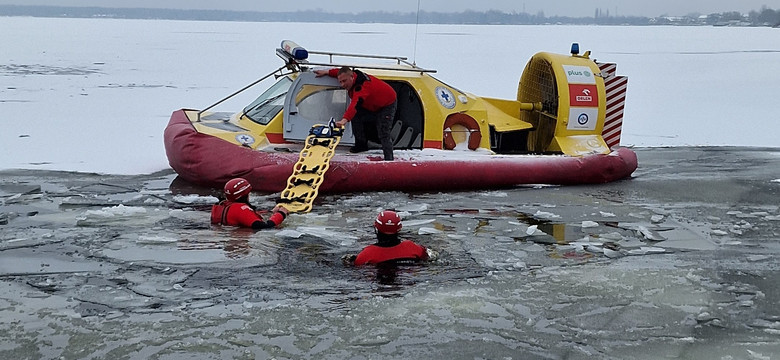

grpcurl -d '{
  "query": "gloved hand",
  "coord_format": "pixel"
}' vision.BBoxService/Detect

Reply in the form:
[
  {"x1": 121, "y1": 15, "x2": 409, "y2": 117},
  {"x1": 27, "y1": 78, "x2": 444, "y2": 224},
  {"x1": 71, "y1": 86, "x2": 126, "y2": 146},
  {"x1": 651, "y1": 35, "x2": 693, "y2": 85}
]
[
  {"x1": 272, "y1": 204, "x2": 289, "y2": 217},
  {"x1": 341, "y1": 254, "x2": 357, "y2": 265}
]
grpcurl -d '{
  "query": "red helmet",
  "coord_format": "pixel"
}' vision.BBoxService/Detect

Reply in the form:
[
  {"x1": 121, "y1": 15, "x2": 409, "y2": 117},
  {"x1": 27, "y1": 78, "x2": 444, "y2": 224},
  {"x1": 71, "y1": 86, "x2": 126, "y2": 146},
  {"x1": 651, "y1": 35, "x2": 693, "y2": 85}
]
[
  {"x1": 224, "y1": 178, "x2": 252, "y2": 201},
  {"x1": 374, "y1": 210, "x2": 402, "y2": 234}
]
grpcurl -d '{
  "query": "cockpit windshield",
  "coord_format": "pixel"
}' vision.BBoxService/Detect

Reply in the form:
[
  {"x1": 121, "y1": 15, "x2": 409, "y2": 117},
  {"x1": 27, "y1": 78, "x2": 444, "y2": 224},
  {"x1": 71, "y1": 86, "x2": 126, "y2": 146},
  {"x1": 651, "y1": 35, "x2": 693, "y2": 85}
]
[{"x1": 243, "y1": 76, "x2": 293, "y2": 125}]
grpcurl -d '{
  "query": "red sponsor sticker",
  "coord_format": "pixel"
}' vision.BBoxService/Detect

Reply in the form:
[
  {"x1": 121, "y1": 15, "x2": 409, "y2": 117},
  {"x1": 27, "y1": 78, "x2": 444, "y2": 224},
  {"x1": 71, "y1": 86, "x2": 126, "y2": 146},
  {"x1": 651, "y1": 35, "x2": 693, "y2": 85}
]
[{"x1": 569, "y1": 84, "x2": 598, "y2": 107}]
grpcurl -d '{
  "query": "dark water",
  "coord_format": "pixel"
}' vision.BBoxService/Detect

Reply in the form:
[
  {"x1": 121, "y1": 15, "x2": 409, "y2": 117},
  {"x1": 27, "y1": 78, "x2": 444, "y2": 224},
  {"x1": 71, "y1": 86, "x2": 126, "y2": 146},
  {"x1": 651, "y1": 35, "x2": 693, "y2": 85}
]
[{"x1": 2, "y1": 147, "x2": 779, "y2": 359}]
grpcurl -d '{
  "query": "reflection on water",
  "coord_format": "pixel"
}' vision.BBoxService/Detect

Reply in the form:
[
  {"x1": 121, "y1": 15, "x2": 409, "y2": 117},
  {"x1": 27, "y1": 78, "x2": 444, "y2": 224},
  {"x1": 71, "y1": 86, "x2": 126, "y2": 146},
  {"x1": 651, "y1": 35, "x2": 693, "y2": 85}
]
[{"x1": 177, "y1": 229, "x2": 257, "y2": 259}]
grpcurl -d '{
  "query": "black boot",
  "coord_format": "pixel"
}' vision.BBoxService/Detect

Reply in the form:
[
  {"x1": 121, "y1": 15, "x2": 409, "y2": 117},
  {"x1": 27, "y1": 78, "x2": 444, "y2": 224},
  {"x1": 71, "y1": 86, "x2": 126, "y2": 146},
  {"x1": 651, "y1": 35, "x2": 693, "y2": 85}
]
[{"x1": 382, "y1": 148, "x2": 394, "y2": 161}]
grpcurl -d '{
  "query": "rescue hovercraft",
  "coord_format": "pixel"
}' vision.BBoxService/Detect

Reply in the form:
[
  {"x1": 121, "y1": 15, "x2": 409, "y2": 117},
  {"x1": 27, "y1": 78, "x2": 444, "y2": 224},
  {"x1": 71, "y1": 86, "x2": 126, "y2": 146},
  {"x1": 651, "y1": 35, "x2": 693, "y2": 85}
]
[{"x1": 164, "y1": 40, "x2": 636, "y2": 194}]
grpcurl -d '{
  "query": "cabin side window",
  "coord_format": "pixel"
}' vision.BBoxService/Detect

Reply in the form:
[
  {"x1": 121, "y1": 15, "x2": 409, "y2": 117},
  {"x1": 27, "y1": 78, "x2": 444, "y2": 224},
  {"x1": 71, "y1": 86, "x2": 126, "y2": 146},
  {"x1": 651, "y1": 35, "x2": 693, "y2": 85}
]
[
  {"x1": 243, "y1": 76, "x2": 293, "y2": 125},
  {"x1": 294, "y1": 84, "x2": 347, "y2": 123}
]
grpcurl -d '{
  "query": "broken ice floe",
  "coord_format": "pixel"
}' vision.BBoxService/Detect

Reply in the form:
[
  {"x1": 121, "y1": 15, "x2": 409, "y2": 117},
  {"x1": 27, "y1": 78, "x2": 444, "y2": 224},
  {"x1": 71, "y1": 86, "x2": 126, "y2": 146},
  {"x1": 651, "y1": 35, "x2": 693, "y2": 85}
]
[
  {"x1": 172, "y1": 194, "x2": 218, "y2": 205},
  {"x1": 167, "y1": 208, "x2": 203, "y2": 221},
  {"x1": 747, "y1": 255, "x2": 771, "y2": 262},
  {"x1": 78, "y1": 204, "x2": 146, "y2": 220},
  {"x1": 89, "y1": 205, "x2": 147, "y2": 217},
  {"x1": 276, "y1": 229, "x2": 304, "y2": 239},
  {"x1": 394, "y1": 203, "x2": 429, "y2": 213},
  {"x1": 277, "y1": 226, "x2": 358, "y2": 246},
  {"x1": 533, "y1": 210, "x2": 560, "y2": 219},
  {"x1": 581, "y1": 220, "x2": 599, "y2": 228},
  {"x1": 625, "y1": 246, "x2": 666, "y2": 255},
  {"x1": 588, "y1": 242, "x2": 664, "y2": 258},
  {"x1": 746, "y1": 349, "x2": 771, "y2": 360},
  {"x1": 402, "y1": 218, "x2": 436, "y2": 227},
  {"x1": 478, "y1": 191, "x2": 508, "y2": 197},
  {"x1": 136, "y1": 235, "x2": 179, "y2": 245},
  {"x1": 611, "y1": 223, "x2": 667, "y2": 241},
  {"x1": 525, "y1": 225, "x2": 545, "y2": 236},
  {"x1": 599, "y1": 232, "x2": 624, "y2": 241},
  {"x1": 74, "y1": 204, "x2": 171, "y2": 227},
  {"x1": 418, "y1": 227, "x2": 442, "y2": 235}
]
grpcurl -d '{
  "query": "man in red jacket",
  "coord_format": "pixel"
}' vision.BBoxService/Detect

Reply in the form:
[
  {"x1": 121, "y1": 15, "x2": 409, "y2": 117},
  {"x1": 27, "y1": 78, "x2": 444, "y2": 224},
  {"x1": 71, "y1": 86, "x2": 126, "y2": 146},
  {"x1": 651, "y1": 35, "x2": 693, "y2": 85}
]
[
  {"x1": 352, "y1": 210, "x2": 429, "y2": 266},
  {"x1": 211, "y1": 178, "x2": 289, "y2": 229},
  {"x1": 314, "y1": 66, "x2": 397, "y2": 161}
]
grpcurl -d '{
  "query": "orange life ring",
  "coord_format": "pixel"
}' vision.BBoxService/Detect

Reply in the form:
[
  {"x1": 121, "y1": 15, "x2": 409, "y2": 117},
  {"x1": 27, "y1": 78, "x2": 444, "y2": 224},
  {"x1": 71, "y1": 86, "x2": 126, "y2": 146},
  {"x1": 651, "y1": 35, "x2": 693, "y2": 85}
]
[{"x1": 443, "y1": 113, "x2": 482, "y2": 150}]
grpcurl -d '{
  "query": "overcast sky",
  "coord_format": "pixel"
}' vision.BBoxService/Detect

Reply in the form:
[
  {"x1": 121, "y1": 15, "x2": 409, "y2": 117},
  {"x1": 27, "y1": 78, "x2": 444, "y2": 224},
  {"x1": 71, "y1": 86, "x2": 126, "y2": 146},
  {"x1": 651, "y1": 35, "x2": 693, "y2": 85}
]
[{"x1": 2, "y1": 0, "x2": 779, "y2": 17}]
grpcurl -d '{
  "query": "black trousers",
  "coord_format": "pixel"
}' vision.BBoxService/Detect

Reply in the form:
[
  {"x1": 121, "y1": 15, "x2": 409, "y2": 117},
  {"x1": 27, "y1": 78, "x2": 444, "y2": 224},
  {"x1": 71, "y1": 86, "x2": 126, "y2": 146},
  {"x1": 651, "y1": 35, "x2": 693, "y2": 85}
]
[{"x1": 352, "y1": 100, "x2": 397, "y2": 160}]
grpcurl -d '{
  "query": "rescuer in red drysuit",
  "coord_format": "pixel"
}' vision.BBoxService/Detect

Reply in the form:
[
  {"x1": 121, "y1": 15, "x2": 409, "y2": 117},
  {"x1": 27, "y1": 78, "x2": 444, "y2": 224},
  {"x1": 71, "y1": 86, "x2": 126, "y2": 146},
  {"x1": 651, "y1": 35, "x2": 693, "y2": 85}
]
[
  {"x1": 210, "y1": 177, "x2": 289, "y2": 229},
  {"x1": 314, "y1": 66, "x2": 397, "y2": 161},
  {"x1": 352, "y1": 210, "x2": 429, "y2": 266}
]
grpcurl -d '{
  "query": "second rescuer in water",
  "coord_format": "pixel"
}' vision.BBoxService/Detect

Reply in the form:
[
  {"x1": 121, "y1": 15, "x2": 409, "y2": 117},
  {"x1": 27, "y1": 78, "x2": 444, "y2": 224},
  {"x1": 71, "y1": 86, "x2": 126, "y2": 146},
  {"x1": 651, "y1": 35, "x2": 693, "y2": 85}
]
[{"x1": 350, "y1": 210, "x2": 430, "y2": 266}]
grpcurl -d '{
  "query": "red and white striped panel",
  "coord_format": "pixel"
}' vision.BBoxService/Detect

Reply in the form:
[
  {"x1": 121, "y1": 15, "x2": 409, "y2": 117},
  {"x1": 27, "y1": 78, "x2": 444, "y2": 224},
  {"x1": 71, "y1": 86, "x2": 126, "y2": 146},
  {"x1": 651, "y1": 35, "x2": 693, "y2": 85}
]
[{"x1": 597, "y1": 62, "x2": 628, "y2": 149}]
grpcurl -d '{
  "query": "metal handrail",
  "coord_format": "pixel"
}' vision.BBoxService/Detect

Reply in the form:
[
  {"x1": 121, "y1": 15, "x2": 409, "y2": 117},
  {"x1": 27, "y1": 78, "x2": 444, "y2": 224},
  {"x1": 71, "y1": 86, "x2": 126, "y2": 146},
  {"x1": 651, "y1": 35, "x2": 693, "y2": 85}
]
[
  {"x1": 305, "y1": 50, "x2": 435, "y2": 73},
  {"x1": 303, "y1": 61, "x2": 437, "y2": 74},
  {"x1": 308, "y1": 50, "x2": 405, "y2": 62}
]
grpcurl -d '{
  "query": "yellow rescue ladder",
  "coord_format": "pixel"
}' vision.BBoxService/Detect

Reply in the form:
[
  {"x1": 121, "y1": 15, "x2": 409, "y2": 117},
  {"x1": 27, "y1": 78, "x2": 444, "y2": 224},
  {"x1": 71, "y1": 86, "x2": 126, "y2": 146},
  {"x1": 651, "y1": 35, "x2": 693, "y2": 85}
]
[{"x1": 278, "y1": 119, "x2": 343, "y2": 213}]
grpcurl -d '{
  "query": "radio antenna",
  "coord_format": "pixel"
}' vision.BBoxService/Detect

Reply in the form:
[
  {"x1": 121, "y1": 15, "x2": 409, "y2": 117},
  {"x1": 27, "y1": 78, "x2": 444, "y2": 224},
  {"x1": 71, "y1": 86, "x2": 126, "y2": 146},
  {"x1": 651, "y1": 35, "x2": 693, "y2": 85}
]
[{"x1": 413, "y1": 0, "x2": 421, "y2": 65}]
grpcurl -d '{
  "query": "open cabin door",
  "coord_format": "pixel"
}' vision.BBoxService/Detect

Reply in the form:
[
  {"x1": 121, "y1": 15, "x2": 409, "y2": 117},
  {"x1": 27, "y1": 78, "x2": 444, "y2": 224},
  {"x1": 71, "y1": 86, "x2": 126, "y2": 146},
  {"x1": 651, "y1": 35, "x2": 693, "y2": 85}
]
[{"x1": 282, "y1": 72, "x2": 356, "y2": 145}]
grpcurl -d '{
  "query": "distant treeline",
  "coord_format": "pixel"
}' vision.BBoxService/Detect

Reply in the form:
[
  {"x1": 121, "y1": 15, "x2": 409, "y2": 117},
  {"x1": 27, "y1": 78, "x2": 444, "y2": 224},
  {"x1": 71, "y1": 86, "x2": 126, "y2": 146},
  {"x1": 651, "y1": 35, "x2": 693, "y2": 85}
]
[{"x1": 1, "y1": 5, "x2": 779, "y2": 27}]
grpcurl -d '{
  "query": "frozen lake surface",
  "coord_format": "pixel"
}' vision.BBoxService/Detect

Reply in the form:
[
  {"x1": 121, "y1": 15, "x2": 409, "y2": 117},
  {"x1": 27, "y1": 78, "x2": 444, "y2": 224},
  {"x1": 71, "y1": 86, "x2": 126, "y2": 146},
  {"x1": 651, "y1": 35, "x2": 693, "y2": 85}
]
[{"x1": 1, "y1": 17, "x2": 779, "y2": 174}]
